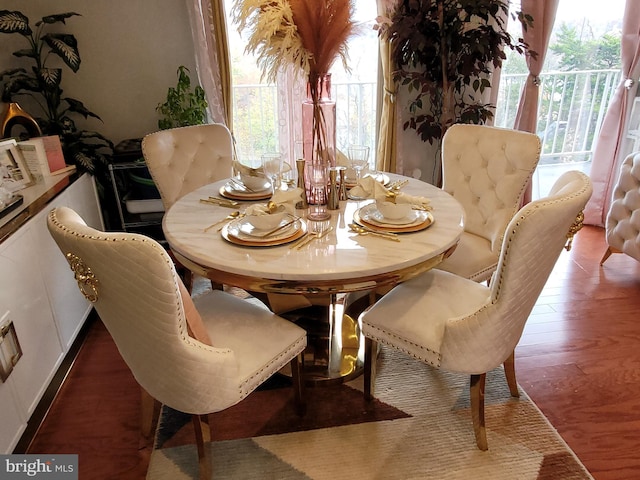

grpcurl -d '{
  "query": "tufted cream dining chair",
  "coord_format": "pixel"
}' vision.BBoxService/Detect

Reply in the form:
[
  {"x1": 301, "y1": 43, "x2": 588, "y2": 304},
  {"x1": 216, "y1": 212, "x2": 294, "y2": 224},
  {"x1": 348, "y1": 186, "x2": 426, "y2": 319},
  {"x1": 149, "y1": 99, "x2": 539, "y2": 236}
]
[
  {"x1": 142, "y1": 123, "x2": 233, "y2": 211},
  {"x1": 47, "y1": 206, "x2": 306, "y2": 479},
  {"x1": 361, "y1": 171, "x2": 592, "y2": 450},
  {"x1": 600, "y1": 151, "x2": 640, "y2": 265},
  {"x1": 142, "y1": 123, "x2": 234, "y2": 291},
  {"x1": 436, "y1": 124, "x2": 541, "y2": 283}
]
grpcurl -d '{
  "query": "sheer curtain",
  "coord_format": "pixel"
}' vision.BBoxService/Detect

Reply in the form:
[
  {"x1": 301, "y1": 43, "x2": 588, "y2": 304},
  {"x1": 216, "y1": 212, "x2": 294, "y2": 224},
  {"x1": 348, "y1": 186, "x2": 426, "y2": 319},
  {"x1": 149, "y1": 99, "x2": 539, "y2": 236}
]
[
  {"x1": 185, "y1": 0, "x2": 232, "y2": 127},
  {"x1": 513, "y1": 0, "x2": 560, "y2": 203},
  {"x1": 584, "y1": 0, "x2": 640, "y2": 226}
]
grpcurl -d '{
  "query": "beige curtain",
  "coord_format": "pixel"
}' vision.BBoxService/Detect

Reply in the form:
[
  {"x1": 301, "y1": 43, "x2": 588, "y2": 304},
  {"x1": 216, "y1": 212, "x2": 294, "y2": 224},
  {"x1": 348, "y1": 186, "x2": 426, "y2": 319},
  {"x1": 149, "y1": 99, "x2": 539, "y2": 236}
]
[
  {"x1": 376, "y1": 0, "x2": 399, "y2": 174},
  {"x1": 583, "y1": 0, "x2": 640, "y2": 226},
  {"x1": 513, "y1": 0, "x2": 560, "y2": 203},
  {"x1": 186, "y1": 0, "x2": 232, "y2": 128}
]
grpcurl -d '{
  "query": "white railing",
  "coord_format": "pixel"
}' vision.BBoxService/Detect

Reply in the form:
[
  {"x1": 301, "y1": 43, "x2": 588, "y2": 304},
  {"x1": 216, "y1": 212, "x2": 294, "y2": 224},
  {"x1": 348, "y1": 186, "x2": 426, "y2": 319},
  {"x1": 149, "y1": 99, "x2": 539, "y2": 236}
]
[
  {"x1": 495, "y1": 69, "x2": 621, "y2": 165},
  {"x1": 231, "y1": 69, "x2": 621, "y2": 186},
  {"x1": 231, "y1": 81, "x2": 377, "y2": 164}
]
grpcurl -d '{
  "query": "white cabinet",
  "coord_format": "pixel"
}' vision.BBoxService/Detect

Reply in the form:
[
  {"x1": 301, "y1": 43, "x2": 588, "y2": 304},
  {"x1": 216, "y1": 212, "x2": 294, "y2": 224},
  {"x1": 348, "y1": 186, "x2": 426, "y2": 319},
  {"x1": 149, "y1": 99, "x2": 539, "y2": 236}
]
[{"x1": 0, "y1": 173, "x2": 102, "y2": 453}]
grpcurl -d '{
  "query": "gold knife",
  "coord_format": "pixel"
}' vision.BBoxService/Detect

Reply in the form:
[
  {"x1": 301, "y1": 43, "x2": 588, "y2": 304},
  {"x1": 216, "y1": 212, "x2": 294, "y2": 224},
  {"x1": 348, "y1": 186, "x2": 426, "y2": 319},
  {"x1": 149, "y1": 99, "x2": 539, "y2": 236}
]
[
  {"x1": 200, "y1": 197, "x2": 239, "y2": 208},
  {"x1": 295, "y1": 226, "x2": 333, "y2": 249}
]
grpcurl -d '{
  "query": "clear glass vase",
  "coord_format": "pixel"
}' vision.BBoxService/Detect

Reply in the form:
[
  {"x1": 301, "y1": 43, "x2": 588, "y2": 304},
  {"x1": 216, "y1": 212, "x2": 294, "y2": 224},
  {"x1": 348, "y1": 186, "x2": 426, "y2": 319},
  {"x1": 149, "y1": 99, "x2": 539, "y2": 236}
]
[{"x1": 302, "y1": 73, "x2": 336, "y2": 221}]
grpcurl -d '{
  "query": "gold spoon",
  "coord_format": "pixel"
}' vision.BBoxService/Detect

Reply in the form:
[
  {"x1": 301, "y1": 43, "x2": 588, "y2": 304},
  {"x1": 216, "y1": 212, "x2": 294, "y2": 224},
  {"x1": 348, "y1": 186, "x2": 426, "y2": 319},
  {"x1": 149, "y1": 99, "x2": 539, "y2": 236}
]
[
  {"x1": 348, "y1": 223, "x2": 400, "y2": 241},
  {"x1": 204, "y1": 211, "x2": 240, "y2": 232}
]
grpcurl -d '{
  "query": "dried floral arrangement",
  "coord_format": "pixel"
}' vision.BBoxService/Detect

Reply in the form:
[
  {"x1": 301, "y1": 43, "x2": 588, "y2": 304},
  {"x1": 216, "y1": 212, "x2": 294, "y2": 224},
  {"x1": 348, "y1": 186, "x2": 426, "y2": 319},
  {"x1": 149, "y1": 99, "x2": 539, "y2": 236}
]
[
  {"x1": 232, "y1": 0, "x2": 356, "y2": 169},
  {"x1": 233, "y1": 0, "x2": 355, "y2": 86}
]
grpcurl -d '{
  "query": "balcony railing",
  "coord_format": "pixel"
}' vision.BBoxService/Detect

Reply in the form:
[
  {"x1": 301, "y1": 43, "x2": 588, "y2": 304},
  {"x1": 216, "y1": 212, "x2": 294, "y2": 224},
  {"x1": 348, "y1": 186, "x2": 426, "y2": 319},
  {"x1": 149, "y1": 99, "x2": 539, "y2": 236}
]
[
  {"x1": 231, "y1": 68, "x2": 621, "y2": 195},
  {"x1": 231, "y1": 81, "x2": 378, "y2": 165}
]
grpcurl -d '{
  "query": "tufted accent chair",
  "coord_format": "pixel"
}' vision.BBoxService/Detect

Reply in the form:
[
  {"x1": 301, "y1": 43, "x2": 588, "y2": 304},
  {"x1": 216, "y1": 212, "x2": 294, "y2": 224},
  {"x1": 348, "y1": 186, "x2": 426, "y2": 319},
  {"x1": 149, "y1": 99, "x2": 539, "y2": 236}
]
[
  {"x1": 141, "y1": 123, "x2": 233, "y2": 211},
  {"x1": 47, "y1": 206, "x2": 306, "y2": 479},
  {"x1": 360, "y1": 171, "x2": 592, "y2": 450},
  {"x1": 436, "y1": 124, "x2": 541, "y2": 282},
  {"x1": 600, "y1": 151, "x2": 640, "y2": 265}
]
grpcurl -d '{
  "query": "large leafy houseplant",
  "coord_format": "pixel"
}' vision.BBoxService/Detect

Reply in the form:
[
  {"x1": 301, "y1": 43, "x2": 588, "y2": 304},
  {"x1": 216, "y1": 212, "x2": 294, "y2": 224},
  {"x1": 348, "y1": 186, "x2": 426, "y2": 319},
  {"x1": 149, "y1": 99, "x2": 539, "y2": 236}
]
[
  {"x1": 0, "y1": 10, "x2": 113, "y2": 175},
  {"x1": 377, "y1": 0, "x2": 535, "y2": 145},
  {"x1": 156, "y1": 66, "x2": 208, "y2": 130}
]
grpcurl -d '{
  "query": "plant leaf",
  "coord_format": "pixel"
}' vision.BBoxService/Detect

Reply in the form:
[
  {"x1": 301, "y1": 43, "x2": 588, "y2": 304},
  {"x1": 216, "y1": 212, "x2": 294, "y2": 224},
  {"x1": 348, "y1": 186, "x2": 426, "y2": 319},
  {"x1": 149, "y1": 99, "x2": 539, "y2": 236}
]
[
  {"x1": 0, "y1": 10, "x2": 31, "y2": 35},
  {"x1": 1, "y1": 73, "x2": 39, "y2": 101},
  {"x1": 38, "y1": 12, "x2": 81, "y2": 26},
  {"x1": 64, "y1": 98, "x2": 102, "y2": 120},
  {"x1": 43, "y1": 33, "x2": 81, "y2": 72},
  {"x1": 38, "y1": 68, "x2": 62, "y2": 89}
]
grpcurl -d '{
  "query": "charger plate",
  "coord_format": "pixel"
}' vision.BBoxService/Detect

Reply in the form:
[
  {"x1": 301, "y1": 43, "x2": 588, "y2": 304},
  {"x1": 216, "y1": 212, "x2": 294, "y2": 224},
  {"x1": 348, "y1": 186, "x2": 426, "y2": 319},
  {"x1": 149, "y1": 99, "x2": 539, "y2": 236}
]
[
  {"x1": 354, "y1": 203, "x2": 434, "y2": 233},
  {"x1": 219, "y1": 182, "x2": 272, "y2": 201},
  {"x1": 221, "y1": 215, "x2": 306, "y2": 247}
]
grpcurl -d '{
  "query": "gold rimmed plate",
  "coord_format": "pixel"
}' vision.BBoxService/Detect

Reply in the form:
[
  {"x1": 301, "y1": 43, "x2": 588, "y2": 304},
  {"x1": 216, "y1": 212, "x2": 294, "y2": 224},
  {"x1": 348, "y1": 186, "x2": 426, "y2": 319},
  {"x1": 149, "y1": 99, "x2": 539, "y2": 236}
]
[
  {"x1": 354, "y1": 203, "x2": 433, "y2": 233},
  {"x1": 221, "y1": 215, "x2": 307, "y2": 247},
  {"x1": 219, "y1": 182, "x2": 272, "y2": 201}
]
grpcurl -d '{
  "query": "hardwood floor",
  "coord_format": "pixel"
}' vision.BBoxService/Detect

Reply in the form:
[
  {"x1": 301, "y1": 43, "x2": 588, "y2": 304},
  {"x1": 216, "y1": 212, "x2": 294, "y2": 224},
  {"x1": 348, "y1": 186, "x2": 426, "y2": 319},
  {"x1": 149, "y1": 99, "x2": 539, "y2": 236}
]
[{"x1": 20, "y1": 225, "x2": 640, "y2": 479}]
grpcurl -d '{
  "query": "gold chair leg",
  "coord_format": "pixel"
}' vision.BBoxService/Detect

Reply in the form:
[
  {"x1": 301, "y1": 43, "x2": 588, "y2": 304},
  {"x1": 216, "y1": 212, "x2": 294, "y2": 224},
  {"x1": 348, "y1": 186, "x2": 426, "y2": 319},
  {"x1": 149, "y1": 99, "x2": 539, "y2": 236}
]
[
  {"x1": 503, "y1": 351, "x2": 520, "y2": 398},
  {"x1": 290, "y1": 353, "x2": 306, "y2": 416},
  {"x1": 600, "y1": 246, "x2": 620, "y2": 265},
  {"x1": 364, "y1": 337, "x2": 377, "y2": 402},
  {"x1": 140, "y1": 387, "x2": 161, "y2": 447},
  {"x1": 470, "y1": 373, "x2": 488, "y2": 451},
  {"x1": 192, "y1": 414, "x2": 212, "y2": 480}
]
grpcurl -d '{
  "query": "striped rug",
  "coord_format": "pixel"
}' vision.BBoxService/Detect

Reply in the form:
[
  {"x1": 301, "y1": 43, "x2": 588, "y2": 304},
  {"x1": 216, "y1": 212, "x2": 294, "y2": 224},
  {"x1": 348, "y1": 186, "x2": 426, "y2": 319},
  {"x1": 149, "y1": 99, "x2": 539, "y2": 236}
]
[{"x1": 146, "y1": 346, "x2": 593, "y2": 480}]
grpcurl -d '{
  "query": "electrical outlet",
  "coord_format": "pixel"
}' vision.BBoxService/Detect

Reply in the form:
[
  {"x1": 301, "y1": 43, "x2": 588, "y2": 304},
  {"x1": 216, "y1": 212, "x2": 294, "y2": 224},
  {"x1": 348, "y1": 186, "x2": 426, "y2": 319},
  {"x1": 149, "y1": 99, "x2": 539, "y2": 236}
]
[{"x1": 0, "y1": 311, "x2": 23, "y2": 382}]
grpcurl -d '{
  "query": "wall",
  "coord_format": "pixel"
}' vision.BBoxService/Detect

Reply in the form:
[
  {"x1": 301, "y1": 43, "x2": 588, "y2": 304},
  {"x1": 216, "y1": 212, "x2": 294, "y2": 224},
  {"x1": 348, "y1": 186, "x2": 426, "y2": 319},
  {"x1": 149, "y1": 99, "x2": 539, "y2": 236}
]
[{"x1": 0, "y1": 1, "x2": 197, "y2": 146}]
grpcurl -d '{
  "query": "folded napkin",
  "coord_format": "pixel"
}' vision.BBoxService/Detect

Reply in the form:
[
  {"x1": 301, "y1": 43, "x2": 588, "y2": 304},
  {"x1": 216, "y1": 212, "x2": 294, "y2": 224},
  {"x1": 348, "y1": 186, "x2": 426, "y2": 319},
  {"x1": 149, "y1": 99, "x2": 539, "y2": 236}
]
[
  {"x1": 349, "y1": 176, "x2": 431, "y2": 207},
  {"x1": 233, "y1": 160, "x2": 263, "y2": 176},
  {"x1": 244, "y1": 188, "x2": 304, "y2": 215}
]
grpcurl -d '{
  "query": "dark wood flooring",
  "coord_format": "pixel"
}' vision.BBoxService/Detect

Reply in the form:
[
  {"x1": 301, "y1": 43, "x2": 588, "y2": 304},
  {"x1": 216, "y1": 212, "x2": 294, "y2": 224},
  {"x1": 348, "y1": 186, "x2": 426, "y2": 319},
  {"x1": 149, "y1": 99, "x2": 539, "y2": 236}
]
[{"x1": 20, "y1": 225, "x2": 640, "y2": 479}]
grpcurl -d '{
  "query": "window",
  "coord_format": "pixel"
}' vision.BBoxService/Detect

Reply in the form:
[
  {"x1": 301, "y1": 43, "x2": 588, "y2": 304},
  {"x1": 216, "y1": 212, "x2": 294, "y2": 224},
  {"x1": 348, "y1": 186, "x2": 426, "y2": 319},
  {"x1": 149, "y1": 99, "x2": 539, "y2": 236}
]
[{"x1": 496, "y1": 0, "x2": 624, "y2": 198}]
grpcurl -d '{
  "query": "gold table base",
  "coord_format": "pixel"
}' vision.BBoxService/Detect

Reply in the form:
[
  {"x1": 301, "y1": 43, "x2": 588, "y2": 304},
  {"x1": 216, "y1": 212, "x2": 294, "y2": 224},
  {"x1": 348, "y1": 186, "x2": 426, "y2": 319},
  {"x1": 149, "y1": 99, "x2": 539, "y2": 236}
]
[{"x1": 281, "y1": 295, "x2": 366, "y2": 386}]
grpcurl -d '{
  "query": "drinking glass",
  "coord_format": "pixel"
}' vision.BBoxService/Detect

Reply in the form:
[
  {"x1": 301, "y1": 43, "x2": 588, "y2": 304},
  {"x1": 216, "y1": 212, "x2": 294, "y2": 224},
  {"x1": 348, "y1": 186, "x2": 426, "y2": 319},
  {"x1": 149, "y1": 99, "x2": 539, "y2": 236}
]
[
  {"x1": 261, "y1": 153, "x2": 283, "y2": 194},
  {"x1": 348, "y1": 145, "x2": 370, "y2": 185}
]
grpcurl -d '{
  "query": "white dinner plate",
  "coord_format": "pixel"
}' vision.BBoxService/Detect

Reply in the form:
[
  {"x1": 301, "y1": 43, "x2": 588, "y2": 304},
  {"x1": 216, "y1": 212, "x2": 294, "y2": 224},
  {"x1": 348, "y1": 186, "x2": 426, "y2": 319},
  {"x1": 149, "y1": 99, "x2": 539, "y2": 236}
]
[
  {"x1": 355, "y1": 203, "x2": 434, "y2": 233},
  {"x1": 359, "y1": 203, "x2": 420, "y2": 226},
  {"x1": 222, "y1": 215, "x2": 306, "y2": 246},
  {"x1": 219, "y1": 182, "x2": 272, "y2": 201}
]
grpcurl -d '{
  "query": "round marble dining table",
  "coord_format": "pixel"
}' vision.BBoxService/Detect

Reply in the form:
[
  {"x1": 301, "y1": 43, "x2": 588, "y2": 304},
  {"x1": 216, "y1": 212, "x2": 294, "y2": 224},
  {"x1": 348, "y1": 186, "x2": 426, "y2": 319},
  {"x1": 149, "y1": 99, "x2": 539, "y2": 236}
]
[
  {"x1": 163, "y1": 173, "x2": 464, "y2": 384},
  {"x1": 163, "y1": 174, "x2": 464, "y2": 295}
]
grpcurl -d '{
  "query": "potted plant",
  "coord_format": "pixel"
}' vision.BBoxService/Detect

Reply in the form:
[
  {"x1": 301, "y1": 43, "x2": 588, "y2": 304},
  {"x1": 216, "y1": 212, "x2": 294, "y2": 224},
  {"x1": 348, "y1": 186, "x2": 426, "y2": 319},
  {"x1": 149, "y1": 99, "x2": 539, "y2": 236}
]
[
  {"x1": 156, "y1": 66, "x2": 208, "y2": 130},
  {"x1": 377, "y1": 0, "x2": 535, "y2": 145},
  {"x1": 0, "y1": 10, "x2": 113, "y2": 176}
]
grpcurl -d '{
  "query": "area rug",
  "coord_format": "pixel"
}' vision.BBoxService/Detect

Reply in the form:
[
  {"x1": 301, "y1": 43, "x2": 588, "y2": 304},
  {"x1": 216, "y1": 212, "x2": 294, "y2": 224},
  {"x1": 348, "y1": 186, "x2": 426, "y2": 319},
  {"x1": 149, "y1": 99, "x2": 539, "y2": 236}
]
[{"x1": 146, "y1": 346, "x2": 593, "y2": 480}]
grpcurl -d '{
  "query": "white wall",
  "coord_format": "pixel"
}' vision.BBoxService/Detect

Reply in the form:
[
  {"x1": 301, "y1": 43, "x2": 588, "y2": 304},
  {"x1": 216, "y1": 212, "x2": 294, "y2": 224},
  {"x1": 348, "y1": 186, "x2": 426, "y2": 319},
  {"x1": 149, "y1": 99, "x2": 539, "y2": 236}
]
[{"x1": 0, "y1": 1, "x2": 197, "y2": 146}]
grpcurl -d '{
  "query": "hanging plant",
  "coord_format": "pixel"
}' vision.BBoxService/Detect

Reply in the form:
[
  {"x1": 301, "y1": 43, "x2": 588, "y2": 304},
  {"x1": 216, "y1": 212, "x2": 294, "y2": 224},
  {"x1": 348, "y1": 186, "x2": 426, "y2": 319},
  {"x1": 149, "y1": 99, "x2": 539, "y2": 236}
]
[{"x1": 377, "y1": 0, "x2": 535, "y2": 145}]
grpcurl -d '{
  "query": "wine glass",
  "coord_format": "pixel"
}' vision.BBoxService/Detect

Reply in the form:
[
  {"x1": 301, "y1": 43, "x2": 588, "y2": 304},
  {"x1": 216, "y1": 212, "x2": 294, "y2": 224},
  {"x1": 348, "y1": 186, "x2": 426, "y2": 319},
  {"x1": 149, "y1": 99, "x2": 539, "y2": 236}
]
[
  {"x1": 261, "y1": 153, "x2": 283, "y2": 194},
  {"x1": 348, "y1": 145, "x2": 370, "y2": 185}
]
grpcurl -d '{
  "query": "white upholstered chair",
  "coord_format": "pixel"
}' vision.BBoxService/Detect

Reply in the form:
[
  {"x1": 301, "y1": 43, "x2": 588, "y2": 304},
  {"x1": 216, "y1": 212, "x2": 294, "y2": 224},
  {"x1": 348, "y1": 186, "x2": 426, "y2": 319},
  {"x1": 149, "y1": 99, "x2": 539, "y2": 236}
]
[
  {"x1": 437, "y1": 124, "x2": 541, "y2": 282},
  {"x1": 361, "y1": 171, "x2": 592, "y2": 450},
  {"x1": 142, "y1": 123, "x2": 234, "y2": 290},
  {"x1": 600, "y1": 151, "x2": 640, "y2": 265},
  {"x1": 47, "y1": 206, "x2": 306, "y2": 479},
  {"x1": 141, "y1": 123, "x2": 234, "y2": 211}
]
